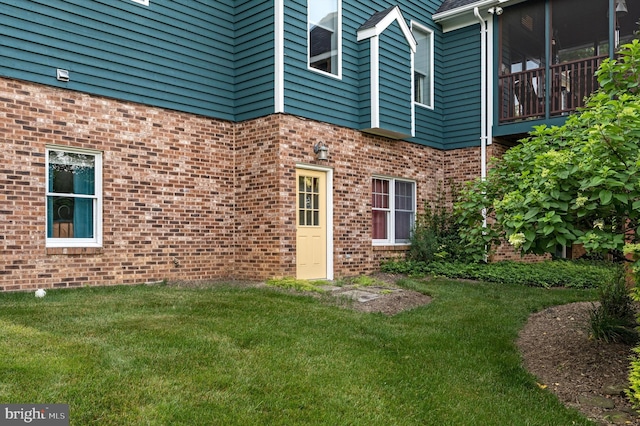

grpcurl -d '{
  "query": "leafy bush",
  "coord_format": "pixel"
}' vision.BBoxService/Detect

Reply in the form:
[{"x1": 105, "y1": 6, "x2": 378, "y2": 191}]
[
  {"x1": 408, "y1": 184, "x2": 484, "y2": 263},
  {"x1": 381, "y1": 259, "x2": 618, "y2": 289},
  {"x1": 455, "y1": 40, "x2": 640, "y2": 262}
]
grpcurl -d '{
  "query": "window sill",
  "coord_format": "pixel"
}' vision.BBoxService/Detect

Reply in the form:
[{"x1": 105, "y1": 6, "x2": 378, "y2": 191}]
[
  {"x1": 372, "y1": 244, "x2": 410, "y2": 251},
  {"x1": 46, "y1": 247, "x2": 103, "y2": 255}
]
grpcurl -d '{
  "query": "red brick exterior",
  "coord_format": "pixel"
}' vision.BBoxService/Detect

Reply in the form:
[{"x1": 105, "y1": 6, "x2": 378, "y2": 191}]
[
  {"x1": 1, "y1": 78, "x2": 238, "y2": 291},
  {"x1": 232, "y1": 114, "x2": 449, "y2": 279},
  {"x1": 2, "y1": 76, "x2": 560, "y2": 291},
  {"x1": 2, "y1": 78, "x2": 467, "y2": 291}
]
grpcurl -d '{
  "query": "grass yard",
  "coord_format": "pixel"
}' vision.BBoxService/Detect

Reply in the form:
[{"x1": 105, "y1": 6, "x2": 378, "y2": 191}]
[{"x1": 0, "y1": 279, "x2": 597, "y2": 425}]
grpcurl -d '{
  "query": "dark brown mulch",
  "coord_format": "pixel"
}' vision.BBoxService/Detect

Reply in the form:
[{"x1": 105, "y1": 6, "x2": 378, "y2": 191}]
[{"x1": 517, "y1": 302, "x2": 639, "y2": 425}]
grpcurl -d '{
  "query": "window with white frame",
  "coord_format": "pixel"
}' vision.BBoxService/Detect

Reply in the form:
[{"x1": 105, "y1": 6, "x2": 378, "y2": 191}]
[
  {"x1": 308, "y1": 0, "x2": 341, "y2": 76},
  {"x1": 412, "y1": 23, "x2": 433, "y2": 108},
  {"x1": 46, "y1": 147, "x2": 102, "y2": 248},
  {"x1": 372, "y1": 177, "x2": 415, "y2": 244}
]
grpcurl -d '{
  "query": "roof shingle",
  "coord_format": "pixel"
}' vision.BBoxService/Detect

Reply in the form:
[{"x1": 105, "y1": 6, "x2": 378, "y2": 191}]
[{"x1": 435, "y1": 0, "x2": 483, "y2": 14}]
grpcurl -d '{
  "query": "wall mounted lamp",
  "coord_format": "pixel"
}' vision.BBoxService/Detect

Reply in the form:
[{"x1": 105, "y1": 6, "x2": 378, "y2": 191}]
[
  {"x1": 488, "y1": 6, "x2": 503, "y2": 15},
  {"x1": 616, "y1": 0, "x2": 628, "y2": 17},
  {"x1": 313, "y1": 142, "x2": 329, "y2": 161},
  {"x1": 614, "y1": 0, "x2": 628, "y2": 47}
]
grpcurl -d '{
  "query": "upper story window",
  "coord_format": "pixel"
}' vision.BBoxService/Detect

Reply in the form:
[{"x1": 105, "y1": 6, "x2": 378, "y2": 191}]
[
  {"x1": 308, "y1": 0, "x2": 341, "y2": 77},
  {"x1": 412, "y1": 23, "x2": 434, "y2": 108},
  {"x1": 372, "y1": 177, "x2": 415, "y2": 245},
  {"x1": 46, "y1": 147, "x2": 103, "y2": 248}
]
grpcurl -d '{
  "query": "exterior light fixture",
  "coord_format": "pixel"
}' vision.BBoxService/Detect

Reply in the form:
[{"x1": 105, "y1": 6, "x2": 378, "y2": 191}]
[
  {"x1": 488, "y1": 6, "x2": 503, "y2": 15},
  {"x1": 614, "y1": 0, "x2": 628, "y2": 47},
  {"x1": 616, "y1": 0, "x2": 628, "y2": 17},
  {"x1": 313, "y1": 142, "x2": 328, "y2": 160}
]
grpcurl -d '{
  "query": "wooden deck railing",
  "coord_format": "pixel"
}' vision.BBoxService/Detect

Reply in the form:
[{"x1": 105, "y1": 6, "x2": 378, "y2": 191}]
[{"x1": 498, "y1": 55, "x2": 607, "y2": 123}]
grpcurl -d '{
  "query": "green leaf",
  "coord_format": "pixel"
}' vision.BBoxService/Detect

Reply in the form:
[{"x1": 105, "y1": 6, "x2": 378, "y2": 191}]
[
  {"x1": 633, "y1": 200, "x2": 640, "y2": 210},
  {"x1": 588, "y1": 176, "x2": 605, "y2": 188},
  {"x1": 556, "y1": 234, "x2": 567, "y2": 246},
  {"x1": 614, "y1": 193, "x2": 629, "y2": 204},
  {"x1": 523, "y1": 209, "x2": 539, "y2": 221},
  {"x1": 599, "y1": 190, "x2": 613, "y2": 205},
  {"x1": 525, "y1": 230, "x2": 536, "y2": 241}
]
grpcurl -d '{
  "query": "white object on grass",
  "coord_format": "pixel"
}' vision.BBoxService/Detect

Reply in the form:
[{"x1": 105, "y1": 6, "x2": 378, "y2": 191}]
[{"x1": 35, "y1": 289, "x2": 46, "y2": 298}]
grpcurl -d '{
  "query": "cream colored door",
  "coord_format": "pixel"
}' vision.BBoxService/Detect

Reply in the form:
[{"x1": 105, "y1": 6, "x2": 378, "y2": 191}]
[{"x1": 296, "y1": 169, "x2": 327, "y2": 280}]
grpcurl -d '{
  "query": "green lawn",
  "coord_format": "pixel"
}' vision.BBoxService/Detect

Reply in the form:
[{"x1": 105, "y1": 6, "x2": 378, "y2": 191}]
[{"x1": 0, "y1": 279, "x2": 597, "y2": 425}]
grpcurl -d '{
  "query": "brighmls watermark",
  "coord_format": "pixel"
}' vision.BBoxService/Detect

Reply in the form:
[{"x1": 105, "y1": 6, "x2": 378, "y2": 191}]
[{"x1": 1, "y1": 405, "x2": 68, "y2": 425}]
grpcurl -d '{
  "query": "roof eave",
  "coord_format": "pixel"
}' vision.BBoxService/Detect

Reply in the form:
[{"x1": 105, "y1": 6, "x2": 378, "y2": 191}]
[{"x1": 433, "y1": 0, "x2": 512, "y2": 32}]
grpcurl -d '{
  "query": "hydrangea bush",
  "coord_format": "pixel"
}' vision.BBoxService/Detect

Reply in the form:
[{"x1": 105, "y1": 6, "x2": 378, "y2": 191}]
[{"x1": 453, "y1": 40, "x2": 640, "y2": 406}]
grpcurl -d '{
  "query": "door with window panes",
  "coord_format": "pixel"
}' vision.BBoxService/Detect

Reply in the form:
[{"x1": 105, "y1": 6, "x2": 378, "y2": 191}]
[{"x1": 296, "y1": 169, "x2": 327, "y2": 279}]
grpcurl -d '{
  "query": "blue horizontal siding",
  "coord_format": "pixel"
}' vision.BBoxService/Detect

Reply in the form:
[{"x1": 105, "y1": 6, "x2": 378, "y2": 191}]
[
  {"x1": 284, "y1": 0, "x2": 446, "y2": 144},
  {"x1": 234, "y1": 1, "x2": 275, "y2": 121},
  {"x1": 0, "y1": 0, "x2": 236, "y2": 119},
  {"x1": 0, "y1": 0, "x2": 468, "y2": 147},
  {"x1": 441, "y1": 24, "x2": 481, "y2": 149},
  {"x1": 283, "y1": 0, "x2": 360, "y2": 128},
  {"x1": 377, "y1": 23, "x2": 412, "y2": 135}
]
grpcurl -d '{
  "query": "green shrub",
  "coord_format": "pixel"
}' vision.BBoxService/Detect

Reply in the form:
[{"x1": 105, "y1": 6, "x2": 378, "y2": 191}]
[
  {"x1": 626, "y1": 265, "x2": 640, "y2": 408},
  {"x1": 380, "y1": 259, "x2": 618, "y2": 289},
  {"x1": 408, "y1": 183, "x2": 485, "y2": 263},
  {"x1": 599, "y1": 269, "x2": 635, "y2": 321},
  {"x1": 589, "y1": 306, "x2": 637, "y2": 344},
  {"x1": 628, "y1": 351, "x2": 640, "y2": 408},
  {"x1": 589, "y1": 267, "x2": 636, "y2": 343}
]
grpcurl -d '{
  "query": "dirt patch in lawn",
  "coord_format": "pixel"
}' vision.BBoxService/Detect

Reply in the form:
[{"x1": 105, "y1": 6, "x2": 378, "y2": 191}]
[{"x1": 168, "y1": 274, "x2": 432, "y2": 316}]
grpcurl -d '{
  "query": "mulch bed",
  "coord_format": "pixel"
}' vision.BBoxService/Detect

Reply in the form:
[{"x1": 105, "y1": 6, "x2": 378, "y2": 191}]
[{"x1": 517, "y1": 302, "x2": 639, "y2": 425}]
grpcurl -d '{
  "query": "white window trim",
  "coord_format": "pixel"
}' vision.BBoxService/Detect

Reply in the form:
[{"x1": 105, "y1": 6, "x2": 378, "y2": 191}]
[
  {"x1": 130, "y1": 0, "x2": 149, "y2": 6},
  {"x1": 357, "y1": 7, "x2": 416, "y2": 138},
  {"x1": 411, "y1": 21, "x2": 435, "y2": 110},
  {"x1": 46, "y1": 146, "x2": 103, "y2": 248},
  {"x1": 372, "y1": 176, "x2": 416, "y2": 246},
  {"x1": 307, "y1": 0, "x2": 343, "y2": 79},
  {"x1": 274, "y1": 0, "x2": 285, "y2": 112}
]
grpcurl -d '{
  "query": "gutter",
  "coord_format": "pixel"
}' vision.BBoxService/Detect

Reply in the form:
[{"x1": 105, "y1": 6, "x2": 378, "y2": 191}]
[
  {"x1": 473, "y1": 7, "x2": 488, "y2": 183},
  {"x1": 473, "y1": 6, "x2": 489, "y2": 232},
  {"x1": 434, "y1": 0, "x2": 509, "y2": 23}
]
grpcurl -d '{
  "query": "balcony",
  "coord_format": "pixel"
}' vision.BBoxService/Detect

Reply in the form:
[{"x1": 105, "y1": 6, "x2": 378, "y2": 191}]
[{"x1": 499, "y1": 55, "x2": 607, "y2": 123}]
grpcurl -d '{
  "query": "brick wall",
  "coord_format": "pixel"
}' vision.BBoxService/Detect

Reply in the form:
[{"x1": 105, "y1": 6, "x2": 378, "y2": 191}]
[
  {"x1": 234, "y1": 115, "x2": 296, "y2": 280},
  {"x1": 1, "y1": 78, "x2": 237, "y2": 291},
  {"x1": 235, "y1": 114, "x2": 446, "y2": 279},
  {"x1": 1, "y1": 78, "x2": 455, "y2": 290},
  {"x1": 2, "y1": 76, "x2": 555, "y2": 291}
]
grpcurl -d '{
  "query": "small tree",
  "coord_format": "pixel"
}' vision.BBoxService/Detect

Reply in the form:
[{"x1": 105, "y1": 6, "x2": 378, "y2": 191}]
[
  {"x1": 456, "y1": 40, "x2": 640, "y2": 266},
  {"x1": 455, "y1": 39, "x2": 640, "y2": 407}
]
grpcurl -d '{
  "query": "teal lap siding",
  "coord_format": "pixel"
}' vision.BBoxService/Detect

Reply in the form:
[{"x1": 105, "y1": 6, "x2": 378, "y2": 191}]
[
  {"x1": 377, "y1": 21, "x2": 413, "y2": 137},
  {"x1": 441, "y1": 24, "x2": 481, "y2": 149},
  {"x1": 0, "y1": 0, "x2": 235, "y2": 119}
]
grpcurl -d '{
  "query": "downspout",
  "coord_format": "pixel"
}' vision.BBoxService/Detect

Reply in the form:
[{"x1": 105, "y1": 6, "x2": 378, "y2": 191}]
[{"x1": 474, "y1": 7, "x2": 488, "y2": 228}]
